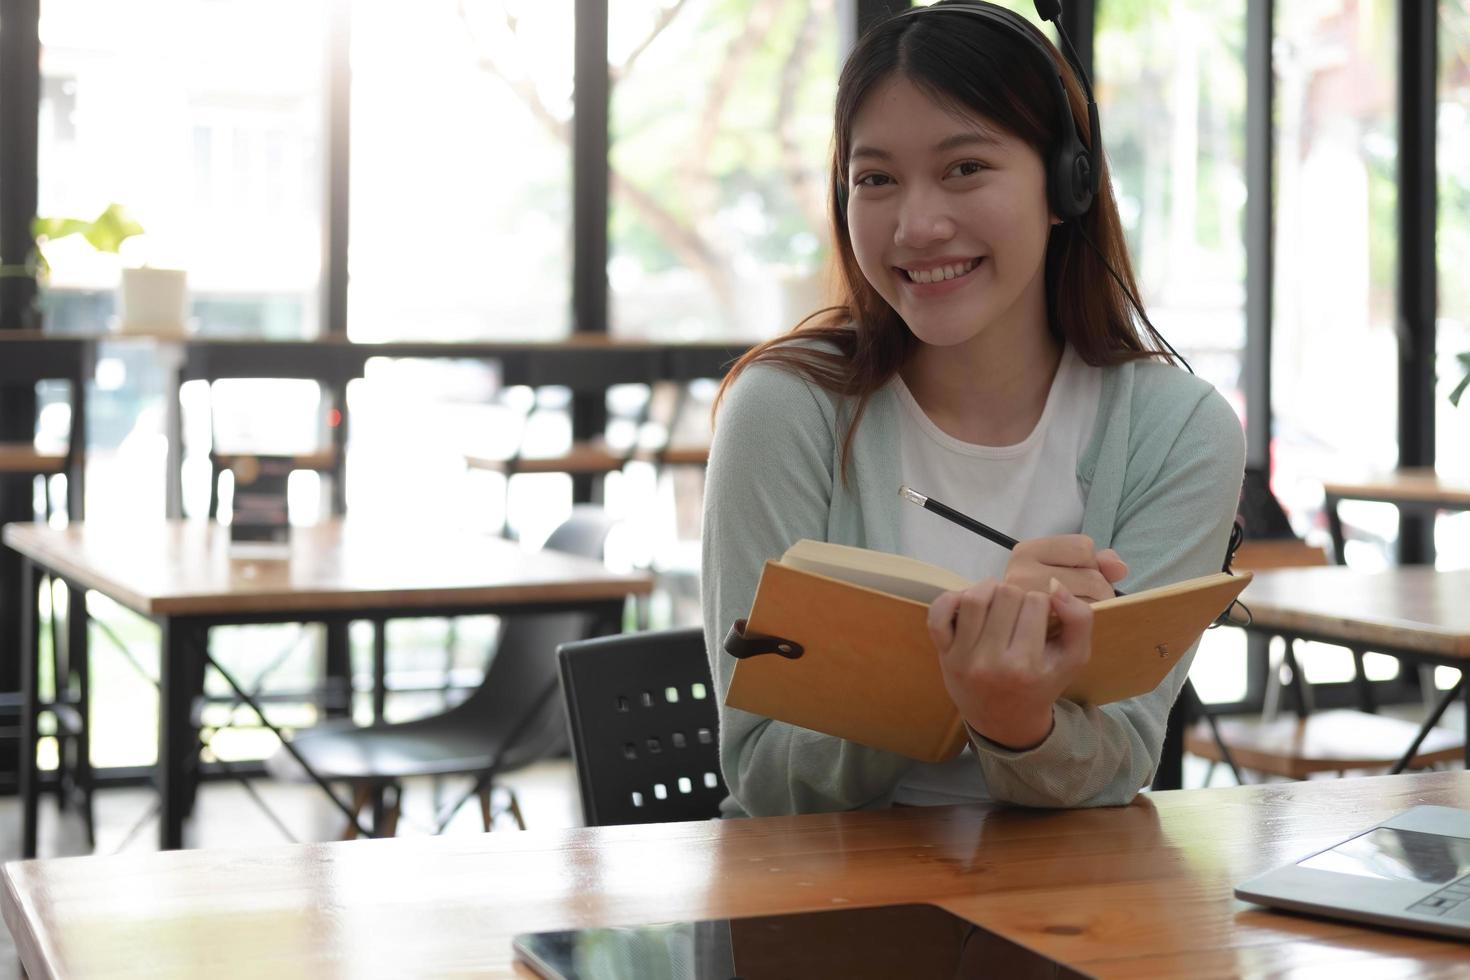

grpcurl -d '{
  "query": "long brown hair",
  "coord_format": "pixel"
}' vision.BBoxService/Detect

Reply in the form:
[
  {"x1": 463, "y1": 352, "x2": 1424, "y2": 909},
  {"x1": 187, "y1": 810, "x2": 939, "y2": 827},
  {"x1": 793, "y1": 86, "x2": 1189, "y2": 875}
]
[{"x1": 714, "y1": 1, "x2": 1170, "y2": 477}]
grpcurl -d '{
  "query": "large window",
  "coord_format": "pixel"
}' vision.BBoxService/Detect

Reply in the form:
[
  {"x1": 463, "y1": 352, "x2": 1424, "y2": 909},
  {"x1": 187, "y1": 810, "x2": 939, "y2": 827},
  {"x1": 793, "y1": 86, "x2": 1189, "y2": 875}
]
[
  {"x1": 1438, "y1": 0, "x2": 1470, "y2": 574},
  {"x1": 347, "y1": 0, "x2": 572, "y2": 341},
  {"x1": 1096, "y1": 0, "x2": 1248, "y2": 419},
  {"x1": 607, "y1": 0, "x2": 839, "y2": 340},
  {"x1": 32, "y1": 0, "x2": 329, "y2": 773},
  {"x1": 37, "y1": 0, "x2": 325, "y2": 338},
  {"x1": 1271, "y1": 0, "x2": 1399, "y2": 553}
]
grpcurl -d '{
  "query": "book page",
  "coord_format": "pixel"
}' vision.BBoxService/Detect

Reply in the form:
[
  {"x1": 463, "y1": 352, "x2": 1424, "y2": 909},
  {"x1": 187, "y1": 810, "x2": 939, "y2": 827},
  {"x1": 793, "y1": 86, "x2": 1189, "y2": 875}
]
[{"x1": 780, "y1": 539, "x2": 970, "y2": 604}]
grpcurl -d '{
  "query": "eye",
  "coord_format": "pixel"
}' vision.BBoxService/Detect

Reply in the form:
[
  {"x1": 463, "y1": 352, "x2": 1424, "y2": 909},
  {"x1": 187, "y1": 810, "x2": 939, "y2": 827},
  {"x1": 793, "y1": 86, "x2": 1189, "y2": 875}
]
[
  {"x1": 854, "y1": 172, "x2": 894, "y2": 188},
  {"x1": 947, "y1": 160, "x2": 987, "y2": 178}
]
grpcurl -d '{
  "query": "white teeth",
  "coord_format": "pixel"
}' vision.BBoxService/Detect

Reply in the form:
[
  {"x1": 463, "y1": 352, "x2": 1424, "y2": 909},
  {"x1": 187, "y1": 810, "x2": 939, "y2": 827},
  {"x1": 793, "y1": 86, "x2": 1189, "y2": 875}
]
[{"x1": 906, "y1": 258, "x2": 979, "y2": 284}]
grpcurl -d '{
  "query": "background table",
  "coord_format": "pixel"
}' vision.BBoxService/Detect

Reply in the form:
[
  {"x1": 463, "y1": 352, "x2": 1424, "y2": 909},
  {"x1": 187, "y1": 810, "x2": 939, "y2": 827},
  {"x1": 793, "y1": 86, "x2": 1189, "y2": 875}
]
[
  {"x1": 2, "y1": 520, "x2": 652, "y2": 854},
  {"x1": 1241, "y1": 566, "x2": 1470, "y2": 666},
  {"x1": 5, "y1": 771, "x2": 1470, "y2": 978},
  {"x1": 1157, "y1": 566, "x2": 1470, "y2": 788},
  {"x1": 1323, "y1": 468, "x2": 1470, "y2": 564},
  {"x1": 1213, "y1": 567, "x2": 1470, "y2": 774}
]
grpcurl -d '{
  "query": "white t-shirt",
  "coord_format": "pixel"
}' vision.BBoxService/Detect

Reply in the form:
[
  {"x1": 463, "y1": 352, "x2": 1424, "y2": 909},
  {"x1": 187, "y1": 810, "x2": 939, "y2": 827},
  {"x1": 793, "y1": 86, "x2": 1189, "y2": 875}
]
[{"x1": 892, "y1": 344, "x2": 1102, "y2": 805}]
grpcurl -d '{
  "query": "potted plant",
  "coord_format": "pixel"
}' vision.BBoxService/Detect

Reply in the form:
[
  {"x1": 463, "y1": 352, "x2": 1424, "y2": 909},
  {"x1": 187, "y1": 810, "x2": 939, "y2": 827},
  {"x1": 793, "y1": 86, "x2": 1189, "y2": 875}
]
[
  {"x1": 0, "y1": 201, "x2": 143, "y2": 281},
  {"x1": 0, "y1": 203, "x2": 189, "y2": 336}
]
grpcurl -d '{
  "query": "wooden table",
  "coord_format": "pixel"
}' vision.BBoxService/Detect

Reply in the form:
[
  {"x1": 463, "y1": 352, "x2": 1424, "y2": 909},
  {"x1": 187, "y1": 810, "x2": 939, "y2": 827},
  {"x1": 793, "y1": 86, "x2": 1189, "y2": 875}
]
[
  {"x1": 1160, "y1": 567, "x2": 1470, "y2": 787},
  {"x1": 1322, "y1": 468, "x2": 1470, "y2": 564},
  {"x1": 1241, "y1": 567, "x2": 1470, "y2": 663},
  {"x1": 1, "y1": 520, "x2": 653, "y2": 855},
  {"x1": 6, "y1": 772, "x2": 1470, "y2": 978},
  {"x1": 1232, "y1": 567, "x2": 1470, "y2": 771}
]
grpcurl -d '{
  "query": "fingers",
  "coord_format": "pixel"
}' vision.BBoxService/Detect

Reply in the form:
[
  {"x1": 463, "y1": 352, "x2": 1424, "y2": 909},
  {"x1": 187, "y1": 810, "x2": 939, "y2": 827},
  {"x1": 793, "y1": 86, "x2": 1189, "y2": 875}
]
[
  {"x1": 948, "y1": 581, "x2": 995, "y2": 661},
  {"x1": 1048, "y1": 581, "x2": 1095, "y2": 669},
  {"x1": 1096, "y1": 548, "x2": 1129, "y2": 584},
  {"x1": 1017, "y1": 534, "x2": 1099, "y2": 568},
  {"x1": 1007, "y1": 536, "x2": 1128, "y2": 600},
  {"x1": 976, "y1": 583, "x2": 1026, "y2": 663},
  {"x1": 1011, "y1": 589, "x2": 1053, "y2": 661},
  {"x1": 927, "y1": 591, "x2": 961, "y2": 652},
  {"x1": 1044, "y1": 567, "x2": 1115, "y2": 602}
]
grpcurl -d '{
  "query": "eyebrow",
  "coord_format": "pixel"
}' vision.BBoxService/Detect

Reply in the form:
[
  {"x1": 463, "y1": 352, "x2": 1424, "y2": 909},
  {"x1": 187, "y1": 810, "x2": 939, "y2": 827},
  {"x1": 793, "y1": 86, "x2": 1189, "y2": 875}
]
[{"x1": 849, "y1": 130, "x2": 1003, "y2": 162}]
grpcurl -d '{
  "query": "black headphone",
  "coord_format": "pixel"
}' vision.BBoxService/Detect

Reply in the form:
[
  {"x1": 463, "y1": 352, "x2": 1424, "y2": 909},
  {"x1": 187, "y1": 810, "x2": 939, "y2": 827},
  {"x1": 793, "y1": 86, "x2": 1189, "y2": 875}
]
[{"x1": 838, "y1": 0, "x2": 1101, "y2": 221}]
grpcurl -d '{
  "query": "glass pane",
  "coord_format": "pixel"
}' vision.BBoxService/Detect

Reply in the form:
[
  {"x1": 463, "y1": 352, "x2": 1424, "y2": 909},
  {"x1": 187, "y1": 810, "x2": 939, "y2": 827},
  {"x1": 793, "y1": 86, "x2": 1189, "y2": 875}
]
[
  {"x1": 608, "y1": 0, "x2": 838, "y2": 339},
  {"x1": 38, "y1": 0, "x2": 325, "y2": 338},
  {"x1": 1097, "y1": 0, "x2": 1248, "y2": 421},
  {"x1": 1438, "y1": 1, "x2": 1470, "y2": 569},
  {"x1": 348, "y1": 0, "x2": 572, "y2": 341},
  {"x1": 1271, "y1": 0, "x2": 1398, "y2": 549}
]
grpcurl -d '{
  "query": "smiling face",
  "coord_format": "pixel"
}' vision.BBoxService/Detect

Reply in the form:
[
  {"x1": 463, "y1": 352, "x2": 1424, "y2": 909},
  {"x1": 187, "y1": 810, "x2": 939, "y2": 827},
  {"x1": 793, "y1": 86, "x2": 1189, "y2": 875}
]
[{"x1": 846, "y1": 75, "x2": 1057, "y2": 354}]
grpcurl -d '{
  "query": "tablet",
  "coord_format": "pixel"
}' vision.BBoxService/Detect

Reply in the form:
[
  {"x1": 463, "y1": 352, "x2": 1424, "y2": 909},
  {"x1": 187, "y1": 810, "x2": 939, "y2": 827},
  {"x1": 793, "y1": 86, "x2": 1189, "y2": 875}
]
[{"x1": 512, "y1": 902, "x2": 1087, "y2": 979}]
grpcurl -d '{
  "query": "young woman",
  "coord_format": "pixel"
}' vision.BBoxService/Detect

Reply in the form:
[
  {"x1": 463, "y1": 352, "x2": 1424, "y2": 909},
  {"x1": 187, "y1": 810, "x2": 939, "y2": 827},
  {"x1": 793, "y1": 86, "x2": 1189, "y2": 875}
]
[{"x1": 701, "y1": 1, "x2": 1244, "y2": 817}]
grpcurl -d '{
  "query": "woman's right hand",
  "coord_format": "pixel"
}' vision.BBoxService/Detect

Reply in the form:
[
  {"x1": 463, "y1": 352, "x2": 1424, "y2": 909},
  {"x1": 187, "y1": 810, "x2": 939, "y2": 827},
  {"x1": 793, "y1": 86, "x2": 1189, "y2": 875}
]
[
  {"x1": 1003, "y1": 534, "x2": 1127, "y2": 602},
  {"x1": 928, "y1": 578, "x2": 1094, "y2": 750}
]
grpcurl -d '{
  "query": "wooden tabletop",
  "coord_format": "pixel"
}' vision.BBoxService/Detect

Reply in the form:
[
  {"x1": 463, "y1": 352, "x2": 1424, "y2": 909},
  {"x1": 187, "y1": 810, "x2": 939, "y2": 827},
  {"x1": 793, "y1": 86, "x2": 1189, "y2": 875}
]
[
  {"x1": 1, "y1": 520, "x2": 652, "y2": 617},
  {"x1": 6, "y1": 773, "x2": 1470, "y2": 978},
  {"x1": 1322, "y1": 468, "x2": 1470, "y2": 507},
  {"x1": 1241, "y1": 567, "x2": 1470, "y2": 658}
]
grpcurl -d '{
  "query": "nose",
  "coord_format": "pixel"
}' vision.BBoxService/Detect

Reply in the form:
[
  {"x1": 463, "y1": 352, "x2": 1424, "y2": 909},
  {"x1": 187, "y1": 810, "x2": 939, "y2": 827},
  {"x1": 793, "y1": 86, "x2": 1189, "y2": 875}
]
[{"x1": 894, "y1": 187, "x2": 956, "y2": 249}]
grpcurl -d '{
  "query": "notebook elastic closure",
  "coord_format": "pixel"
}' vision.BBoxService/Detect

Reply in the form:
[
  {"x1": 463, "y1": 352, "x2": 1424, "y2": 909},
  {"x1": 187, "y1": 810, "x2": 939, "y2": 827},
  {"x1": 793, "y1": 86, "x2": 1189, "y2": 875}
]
[{"x1": 723, "y1": 619, "x2": 804, "y2": 661}]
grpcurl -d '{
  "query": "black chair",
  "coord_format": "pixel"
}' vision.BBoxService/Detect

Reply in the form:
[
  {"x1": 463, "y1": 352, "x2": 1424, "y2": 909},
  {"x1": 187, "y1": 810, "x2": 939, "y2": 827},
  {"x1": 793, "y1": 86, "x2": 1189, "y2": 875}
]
[
  {"x1": 557, "y1": 627, "x2": 726, "y2": 827},
  {"x1": 265, "y1": 506, "x2": 622, "y2": 837}
]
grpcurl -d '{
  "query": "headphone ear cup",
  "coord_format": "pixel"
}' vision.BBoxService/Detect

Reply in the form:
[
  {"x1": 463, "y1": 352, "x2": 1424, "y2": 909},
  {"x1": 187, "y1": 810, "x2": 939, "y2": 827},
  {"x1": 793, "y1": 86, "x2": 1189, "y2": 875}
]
[{"x1": 1050, "y1": 146, "x2": 1093, "y2": 221}]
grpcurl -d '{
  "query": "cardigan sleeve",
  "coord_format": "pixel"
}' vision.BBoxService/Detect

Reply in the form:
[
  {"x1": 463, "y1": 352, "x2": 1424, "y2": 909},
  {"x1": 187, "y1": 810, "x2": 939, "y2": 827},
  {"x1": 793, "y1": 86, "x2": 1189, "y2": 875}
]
[
  {"x1": 967, "y1": 381, "x2": 1245, "y2": 807},
  {"x1": 701, "y1": 363, "x2": 918, "y2": 816}
]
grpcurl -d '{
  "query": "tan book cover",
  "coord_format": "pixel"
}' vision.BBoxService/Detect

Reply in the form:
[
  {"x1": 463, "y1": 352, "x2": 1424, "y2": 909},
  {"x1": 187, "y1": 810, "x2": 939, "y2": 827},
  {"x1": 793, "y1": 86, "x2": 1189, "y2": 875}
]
[{"x1": 724, "y1": 540, "x2": 1251, "y2": 763}]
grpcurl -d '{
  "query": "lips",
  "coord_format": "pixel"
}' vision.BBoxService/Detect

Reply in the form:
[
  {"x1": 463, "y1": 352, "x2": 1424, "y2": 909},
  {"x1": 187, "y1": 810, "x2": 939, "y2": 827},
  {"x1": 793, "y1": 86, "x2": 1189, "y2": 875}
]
[{"x1": 899, "y1": 257, "x2": 981, "y2": 283}]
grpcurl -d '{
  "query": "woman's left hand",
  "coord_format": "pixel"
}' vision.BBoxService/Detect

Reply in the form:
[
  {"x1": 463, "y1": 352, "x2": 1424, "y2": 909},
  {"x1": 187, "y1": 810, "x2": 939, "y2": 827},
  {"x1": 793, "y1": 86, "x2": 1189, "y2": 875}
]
[{"x1": 926, "y1": 579, "x2": 1094, "y2": 751}]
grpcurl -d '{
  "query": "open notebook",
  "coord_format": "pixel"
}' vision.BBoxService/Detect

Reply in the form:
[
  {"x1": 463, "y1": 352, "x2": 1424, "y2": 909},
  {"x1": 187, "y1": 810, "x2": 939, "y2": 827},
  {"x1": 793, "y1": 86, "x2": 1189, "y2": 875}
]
[{"x1": 724, "y1": 540, "x2": 1251, "y2": 763}]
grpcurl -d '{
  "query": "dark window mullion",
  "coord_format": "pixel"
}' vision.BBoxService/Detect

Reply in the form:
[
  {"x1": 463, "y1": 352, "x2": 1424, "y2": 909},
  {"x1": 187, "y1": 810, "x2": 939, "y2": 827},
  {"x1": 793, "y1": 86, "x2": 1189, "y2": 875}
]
[
  {"x1": 322, "y1": 0, "x2": 351, "y2": 340},
  {"x1": 0, "y1": 0, "x2": 42, "y2": 783},
  {"x1": 574, "y1": 0, "x2": 610, "y2": 339},
  {"x1": 0, "y1": 0, "x2": 41, "y2": 338},
  {"x1": 1245, "y1": 0, "x2": 1274, "y2": 474},
  {"x1": 1397, "y1": 0, "x2": 1438, "y2": 564},
  {"x1": 570, "y1": 0, "x2": 610, "y2": 502}
]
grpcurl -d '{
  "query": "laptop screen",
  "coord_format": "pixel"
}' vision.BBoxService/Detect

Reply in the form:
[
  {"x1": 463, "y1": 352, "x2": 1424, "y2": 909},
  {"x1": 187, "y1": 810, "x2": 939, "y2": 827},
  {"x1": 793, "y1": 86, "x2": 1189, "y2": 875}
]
[{"x1": 1299, "y1": 827, "x2": 1470, "y2": 885}]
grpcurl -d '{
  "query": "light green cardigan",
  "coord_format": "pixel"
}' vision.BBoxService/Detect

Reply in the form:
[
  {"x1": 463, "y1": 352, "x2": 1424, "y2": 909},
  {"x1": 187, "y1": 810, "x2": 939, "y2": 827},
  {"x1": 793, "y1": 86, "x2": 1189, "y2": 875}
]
[{"x1": 700, "y1": 353, "x2": 1245, "y2": 817}]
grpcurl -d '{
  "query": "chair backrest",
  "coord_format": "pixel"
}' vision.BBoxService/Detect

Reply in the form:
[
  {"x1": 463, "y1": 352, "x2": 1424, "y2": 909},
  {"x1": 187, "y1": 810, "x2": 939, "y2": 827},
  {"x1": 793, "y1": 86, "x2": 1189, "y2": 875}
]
[
  {"x1": 449, "y1": 506, "x2": 621, "y2": 770},
  {"x1": 557, "y1": 627, "x2": 726, "y2": 827},
  {"x1": 1238, "y1": 465, "x2": 1296, "y2": 540}
]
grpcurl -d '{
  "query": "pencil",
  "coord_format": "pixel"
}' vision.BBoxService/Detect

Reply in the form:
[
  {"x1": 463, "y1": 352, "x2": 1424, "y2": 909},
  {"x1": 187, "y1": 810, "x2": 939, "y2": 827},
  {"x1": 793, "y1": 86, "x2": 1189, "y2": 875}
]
[
  {"x1": 898, "y1": 485, "x2": 1019, "y2": 551},
  {"x1": 897, "y1": 485, "x2": 1129, "y2": 597}
]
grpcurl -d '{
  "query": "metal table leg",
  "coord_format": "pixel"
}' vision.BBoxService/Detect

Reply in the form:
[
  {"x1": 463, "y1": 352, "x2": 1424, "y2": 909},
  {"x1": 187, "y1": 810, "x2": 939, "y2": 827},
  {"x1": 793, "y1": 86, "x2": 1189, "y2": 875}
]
[
  {"x1": 1389, "y1": 672, "x2": 1465, "y2": 775},
  {"x1": 20, "y1": 558, "x2": 40, "y2": 859},
  {"x1": 202, "y1": 647, "x2": 368, "y2": 837},
  {"x1": 1326, "y1": 493, "x2": 1346, "y2": 565},
  {"x1": 157, "y1": 618, "x2": 205, "y2": 850}
]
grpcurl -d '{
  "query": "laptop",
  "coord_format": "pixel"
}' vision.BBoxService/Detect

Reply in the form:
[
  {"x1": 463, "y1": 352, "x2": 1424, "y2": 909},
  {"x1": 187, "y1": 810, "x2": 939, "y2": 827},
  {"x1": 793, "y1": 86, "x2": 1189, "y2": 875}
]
[{"x1": 1236, "y1": 804, "x2": 1470, "y2": 940}]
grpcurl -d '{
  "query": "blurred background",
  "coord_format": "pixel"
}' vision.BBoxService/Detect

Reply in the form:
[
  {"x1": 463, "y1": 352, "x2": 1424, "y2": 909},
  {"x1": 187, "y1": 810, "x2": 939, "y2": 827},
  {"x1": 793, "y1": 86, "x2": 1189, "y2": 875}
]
[{"x1": 1, "y1": 0, "x2": 1469, "y2": 826}]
